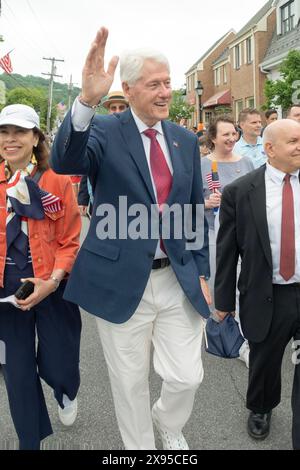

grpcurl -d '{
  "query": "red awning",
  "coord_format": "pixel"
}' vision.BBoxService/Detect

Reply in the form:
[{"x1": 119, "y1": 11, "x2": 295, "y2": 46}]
[{"x1": 203, "y1": 89, "x2": 231, "y2": 108}]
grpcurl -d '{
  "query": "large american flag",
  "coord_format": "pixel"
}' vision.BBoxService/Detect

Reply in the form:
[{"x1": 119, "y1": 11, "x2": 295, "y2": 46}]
[
  {"x1": 0, "y1": 52, "x2": 13, "y2": 74},
  {"x1": 206, "y1": 161, "x2": 221, "y2": 191}
]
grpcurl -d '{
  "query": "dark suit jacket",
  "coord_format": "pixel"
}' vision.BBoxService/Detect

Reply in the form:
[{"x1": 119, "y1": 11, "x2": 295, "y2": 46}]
[
  {"x1": 51, "y1": 108, "x2": 210, "y2": 323},
  {"x1": 214, "y1": 164, "x2": 275, "y2": 343},
  {"x1": 77, "y1": 175, "x2": 90, "y2": 206}
]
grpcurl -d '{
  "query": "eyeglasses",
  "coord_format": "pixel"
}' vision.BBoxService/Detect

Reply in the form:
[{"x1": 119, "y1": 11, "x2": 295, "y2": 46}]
[{"x1": 109, "y1": 104, "x2": 127, "y2": 113}]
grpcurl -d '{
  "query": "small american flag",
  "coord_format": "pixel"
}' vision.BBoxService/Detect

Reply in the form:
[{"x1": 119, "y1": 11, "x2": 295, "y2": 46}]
[
  {"x1": 206, "y1": 161, "x2": 221, "y2": 191},
  {"x1": 0, "y1": 52, "x2": 13, "y2": 74},
  {"x1": 39, "y1": 188, "x2": 62, "y2": 213}
]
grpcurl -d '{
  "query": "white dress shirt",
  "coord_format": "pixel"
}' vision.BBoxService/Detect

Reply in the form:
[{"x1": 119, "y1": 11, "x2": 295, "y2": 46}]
[
  {"x1": 71, "y1": 98, "x2": 173, "y2": 259},
  {"x1": 265, "y1": 163, "x2": 300, "y2": 284}
]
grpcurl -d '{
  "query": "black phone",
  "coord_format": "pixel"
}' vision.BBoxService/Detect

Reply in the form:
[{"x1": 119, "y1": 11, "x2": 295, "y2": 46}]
[{"x1": 14, "y1": 280, "x2": 35, "y2": 300}]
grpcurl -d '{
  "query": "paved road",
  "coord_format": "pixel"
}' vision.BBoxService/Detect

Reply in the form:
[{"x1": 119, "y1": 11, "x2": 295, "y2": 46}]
[{"x1": 0, "y1": 217, "x2": 295, "y2": 450}]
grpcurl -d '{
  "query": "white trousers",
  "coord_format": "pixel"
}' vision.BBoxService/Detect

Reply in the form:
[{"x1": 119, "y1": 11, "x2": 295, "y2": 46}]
[{"x1": 96, "y1": 266, "x2": 205, "y2": 450}]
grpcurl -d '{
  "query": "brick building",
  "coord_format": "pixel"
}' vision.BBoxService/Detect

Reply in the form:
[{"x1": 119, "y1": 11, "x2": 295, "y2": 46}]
[
  {"x1": 260, "y1": 0, "x2": 300, "y2": 115},
  {"x1": 229, "y1": 0, "x2": 276, "y2": 121},
  {"x1": 185, "y1": 30, "x2": 235, "y2": 128},
  {"x1": 185, "y1": 0, "x2": 278, "y2": 126}
]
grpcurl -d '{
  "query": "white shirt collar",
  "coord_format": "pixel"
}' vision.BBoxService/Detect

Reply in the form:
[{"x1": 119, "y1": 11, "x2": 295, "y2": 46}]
[
  {"x1": 266, "y1": 162, "x2": 299, "y2": 185},
  {"x1": 131, "y1": 109, "x2": 163, "y2": 136}
]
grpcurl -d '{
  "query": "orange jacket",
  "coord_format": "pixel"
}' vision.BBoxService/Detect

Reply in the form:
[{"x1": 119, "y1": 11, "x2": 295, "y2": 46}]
[{"x1": 0, "y1": 163, "x2": 81, "y2": 287}]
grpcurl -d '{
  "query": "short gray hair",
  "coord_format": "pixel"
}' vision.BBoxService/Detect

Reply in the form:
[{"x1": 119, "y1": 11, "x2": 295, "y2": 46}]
[{"x1": 120, "y1": 48, "x2": 170, "y2": 86}]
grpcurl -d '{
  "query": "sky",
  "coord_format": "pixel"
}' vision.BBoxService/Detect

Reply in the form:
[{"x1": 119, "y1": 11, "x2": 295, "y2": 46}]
[{"x1": 0, "y1": 0, "x2": 270, "y2": 90}]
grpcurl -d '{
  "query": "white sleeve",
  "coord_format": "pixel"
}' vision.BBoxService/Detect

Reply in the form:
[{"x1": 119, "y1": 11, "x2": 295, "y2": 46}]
[{"x1": 71, "y1": 97, "x2": 95, "y2": 132}]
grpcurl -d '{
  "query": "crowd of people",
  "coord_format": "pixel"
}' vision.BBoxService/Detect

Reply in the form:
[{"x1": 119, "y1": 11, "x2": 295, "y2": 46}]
[{"x1": 0, "y1": 26, "x2": 300, "y2": 451}]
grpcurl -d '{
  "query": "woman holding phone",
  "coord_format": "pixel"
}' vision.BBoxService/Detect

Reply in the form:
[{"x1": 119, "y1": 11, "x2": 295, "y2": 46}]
[{"x1": 0, "y1": 104, "x2": 81, "y2": 450}]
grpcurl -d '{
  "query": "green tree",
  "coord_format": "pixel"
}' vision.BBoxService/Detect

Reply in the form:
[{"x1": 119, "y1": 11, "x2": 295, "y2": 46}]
[
  {"x1": 4, "y1": 87, "x2": 56, "y2": 131},
  {"x1": 264, "y1": 50, "x2": 300, "y2": 111},
  {"x1": 169, "y1": 90, "x2": 194, "y2": 123},
  {"x1": 0, "y1": 73, "x2": 81, "y2": 106}
]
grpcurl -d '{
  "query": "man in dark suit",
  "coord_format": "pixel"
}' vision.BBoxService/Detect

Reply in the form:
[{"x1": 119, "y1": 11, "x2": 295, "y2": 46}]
[
  {"x1": 214, "y1": 119, "x2": 300, "y2": 449},
  {"x1": 51, "y1": 27, "x2": 211, "y2": 450}
]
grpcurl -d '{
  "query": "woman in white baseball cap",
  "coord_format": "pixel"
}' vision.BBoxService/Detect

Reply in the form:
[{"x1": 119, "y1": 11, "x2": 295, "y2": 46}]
[{"x1": 0, "y1": 104, "x2": 82, "y2": 450}]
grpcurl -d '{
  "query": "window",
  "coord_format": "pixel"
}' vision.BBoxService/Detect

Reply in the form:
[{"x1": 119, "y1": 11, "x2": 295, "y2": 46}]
[
  {"x1": 281, "y1": 0, "x2": 295, "y2": 34},
  {"x1": 235, "y1": 45, "x2": 241, "y2": 69},
  {"x1": 214, "y1": 68, "x2": 221, "y2": 86},
  {"x1": 205, "y1": 111, "x2": 213, "y2": 125},
  {"x1": 246, "y1": 97, "x2": 255, "y2": 108},
  {"x1": 235, "y1": 100, "x2": 243, "y2": 121},
  {"x1": 246, "y1": 37, "x2": 253, "y2": 63},
  {"x1": 187, "y1": 75, "x2": 195, "y2": 93},
  {"x1": 223, "y1": 65, "x2": 227, "y2": 84}
]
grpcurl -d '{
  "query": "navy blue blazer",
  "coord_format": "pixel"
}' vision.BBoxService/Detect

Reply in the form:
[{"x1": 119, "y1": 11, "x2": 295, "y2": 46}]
[{"x1": 51, "y1": 108, "x2": 210, "y2": 323}]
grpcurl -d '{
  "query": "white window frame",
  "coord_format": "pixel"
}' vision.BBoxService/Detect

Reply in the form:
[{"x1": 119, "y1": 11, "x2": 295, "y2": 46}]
[
  {"x1": 214, "y1": 67, "x2": 221, "y2": 86},
  {"x1": 204, "y1": 111, "x2": 213, "y2": 126},
  {"x1": 223, "y1": 65, "x2": 227, "y2": 84},
  {"x1": 281, "y1": 0, "x2": 295, "y2": 34},
  {"x1": 245, "y1": 37, "x2": 253, "y2": 64},
  {"x1": 246, "y1": 97, "x2": 255, "y2": 108},
  {"x1": 234, "y1": 44, "x2": 241, "y2": 69},
  {"x1": 235, "y1": 99, "x2": 243, "y2": 121}
]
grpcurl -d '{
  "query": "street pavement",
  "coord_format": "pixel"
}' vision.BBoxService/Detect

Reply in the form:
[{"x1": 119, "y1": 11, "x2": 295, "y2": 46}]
[{"x1": 0, "y1": 217, "x2": 294, "y2": 450}]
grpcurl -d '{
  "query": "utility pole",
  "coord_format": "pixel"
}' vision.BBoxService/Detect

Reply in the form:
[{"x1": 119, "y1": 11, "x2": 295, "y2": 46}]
[
  {"x1": 68, "y1": 74, "x2": 73, "y2": 110},
  {"x1": 42, "y1": 57, "x2": 64, "y2": 134},
  {"x1": 67, "y1": 74, "x2": 79, "y2": 110}
]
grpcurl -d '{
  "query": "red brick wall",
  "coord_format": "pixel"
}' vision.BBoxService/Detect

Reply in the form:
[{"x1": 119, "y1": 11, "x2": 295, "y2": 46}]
[{"x1": 230, "y1": 9, "x2": 276, "y2": 118}]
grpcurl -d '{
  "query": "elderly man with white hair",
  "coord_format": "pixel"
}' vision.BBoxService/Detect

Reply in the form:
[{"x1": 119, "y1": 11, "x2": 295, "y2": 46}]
[
  {"x1": 51, "y1": 27, "x2": 211, "y2": 450},
  {"x1": 214, "y1": 119, "x2": 300, "y2": 449}
]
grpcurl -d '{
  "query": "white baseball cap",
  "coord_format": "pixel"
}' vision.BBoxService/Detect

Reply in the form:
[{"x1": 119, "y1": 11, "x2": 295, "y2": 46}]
[{"x1": 0, "y1": 104, "x2": 40, "y2": 129}]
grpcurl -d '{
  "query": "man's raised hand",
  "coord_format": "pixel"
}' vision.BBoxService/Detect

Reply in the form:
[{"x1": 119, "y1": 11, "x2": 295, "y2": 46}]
[{"x1": 81, "y1": 27, "x2": 119, "y2": 106}]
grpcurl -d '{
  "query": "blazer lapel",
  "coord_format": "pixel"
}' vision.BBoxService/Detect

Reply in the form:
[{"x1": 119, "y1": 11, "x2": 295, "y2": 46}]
[
  {"x1": 248, "y1": 165, "x2": 273, "y2": 271},
  {"x1": 162, "y1": 121, "x2": 185, "y2": 206},
  {"x1": 119, "y1": 110, "x2": 156, "y2": 203}
]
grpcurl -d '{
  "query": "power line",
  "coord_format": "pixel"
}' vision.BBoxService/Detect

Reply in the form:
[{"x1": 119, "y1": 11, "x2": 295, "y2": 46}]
[
  {"x1": 2, "y1": 2, "x2": 46, "y2": 61},
  {"x1": 2, "y1": 0, "x2": 65, "y2": 75},
  {"x1": 2, "y1": 73, "x2": 31, "y2": 91},
  {"x1": 25, "y1": 0, "x2": 66, "y2": 59}
]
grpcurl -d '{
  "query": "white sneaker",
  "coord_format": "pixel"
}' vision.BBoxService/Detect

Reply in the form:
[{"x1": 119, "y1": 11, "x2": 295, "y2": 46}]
[
  {"x1": 58, "y1": 397, "x2": 78, "y2": 426},
  {"x1": 152, "y1": 406, "x2": 189, "y2": 450},
  {"x1": 238, "y1": 341, "x2": 249, "y2": 368}
]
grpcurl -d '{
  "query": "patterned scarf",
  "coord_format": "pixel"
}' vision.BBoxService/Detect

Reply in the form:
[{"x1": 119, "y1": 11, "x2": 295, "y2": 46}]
[{"x1": 5, "y1": 156, "x2": 62, "y2": 269}]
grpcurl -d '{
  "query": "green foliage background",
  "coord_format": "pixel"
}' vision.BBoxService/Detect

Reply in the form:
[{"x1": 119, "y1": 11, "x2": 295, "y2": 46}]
[
  {"x1": 264, "y1": 50, "x2": 300, "y2": 111},
  {"x1": 0, "y1": 75, "x2": 197, "y2": 128},
  {"x1": 0, "y1": 73, "x2": 81, "y2": 131},
  {"x1": 169, "y1": 90, "x2": 195, "y2": 123}
]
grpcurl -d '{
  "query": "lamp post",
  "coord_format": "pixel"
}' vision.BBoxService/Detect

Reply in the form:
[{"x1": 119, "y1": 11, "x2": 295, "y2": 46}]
[{"x1": 195, "y1": 80, "x2": 204, "y2": 124}]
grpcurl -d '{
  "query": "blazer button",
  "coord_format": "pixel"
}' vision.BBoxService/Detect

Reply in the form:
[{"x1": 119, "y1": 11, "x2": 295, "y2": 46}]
[
  {"x1": 37, "y1": 257, "x2": 42, "y2": 263},
  {"x1": 267, "y1": 297, "x2": 272, "y2": 303}
]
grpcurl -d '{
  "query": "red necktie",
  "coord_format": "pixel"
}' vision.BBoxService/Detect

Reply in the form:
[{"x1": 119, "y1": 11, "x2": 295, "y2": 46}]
[
  {"x1": 279, "y1": 174, "x2": 295, "y2": 281},
  {"x1": 143, "y1": 129, "x2": 172, "y2": 252}
]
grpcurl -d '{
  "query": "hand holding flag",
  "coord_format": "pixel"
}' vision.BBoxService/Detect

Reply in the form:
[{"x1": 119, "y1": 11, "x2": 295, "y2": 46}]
[{"x1": 206, "y1": 161, "x2": 221, "y2": 214}]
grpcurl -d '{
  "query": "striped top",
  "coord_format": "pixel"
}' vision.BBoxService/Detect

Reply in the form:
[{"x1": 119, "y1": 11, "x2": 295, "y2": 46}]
[{"x1": 6, "y1": 247, "x2": 32, "y2": 266}]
